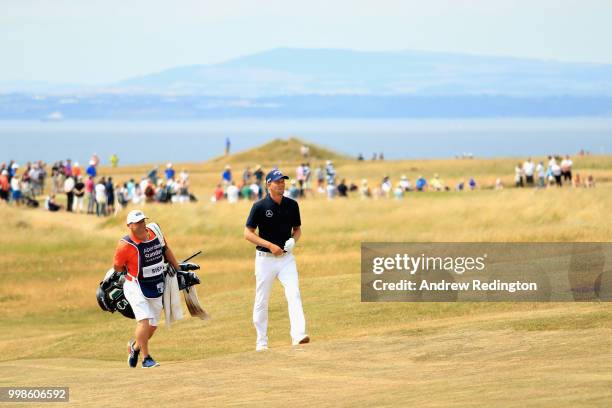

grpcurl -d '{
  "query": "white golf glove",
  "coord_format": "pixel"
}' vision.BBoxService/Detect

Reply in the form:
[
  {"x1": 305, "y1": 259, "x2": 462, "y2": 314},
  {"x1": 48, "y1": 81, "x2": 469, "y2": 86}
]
[{"x1": 283, "y1": 238, "x2": 296, "y2": 253}]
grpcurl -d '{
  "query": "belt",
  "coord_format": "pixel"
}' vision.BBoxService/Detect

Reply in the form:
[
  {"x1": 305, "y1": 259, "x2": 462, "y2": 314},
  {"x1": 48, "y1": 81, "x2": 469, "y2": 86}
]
[{"x1": 256, "y1": 250, "x2": 286, "y2": 258}]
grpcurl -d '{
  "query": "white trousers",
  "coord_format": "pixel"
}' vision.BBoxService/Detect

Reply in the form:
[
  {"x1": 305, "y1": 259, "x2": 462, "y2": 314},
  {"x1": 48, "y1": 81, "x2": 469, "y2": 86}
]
[{"x1": 253, "y1": 252, "x2": 307, "y2": 346}]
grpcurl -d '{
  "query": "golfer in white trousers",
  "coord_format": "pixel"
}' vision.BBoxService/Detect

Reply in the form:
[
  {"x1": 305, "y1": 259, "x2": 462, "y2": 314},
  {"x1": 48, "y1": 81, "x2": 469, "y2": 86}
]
[{"x1": 244, "y1": 169, "x2": 309, "y2": 351}]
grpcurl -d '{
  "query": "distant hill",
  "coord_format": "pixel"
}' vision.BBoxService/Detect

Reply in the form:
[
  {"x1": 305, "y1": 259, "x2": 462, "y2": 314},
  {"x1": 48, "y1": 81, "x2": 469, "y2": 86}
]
[
  {"x1": 114, "y1": 48, "x2": 612, "y2": 97},
  {"x1": 209, "y1": 137, "x2": 350, "y2": 168},
  {"x1": 3, "y1": 48, "x2": 612, "y2": 119}
]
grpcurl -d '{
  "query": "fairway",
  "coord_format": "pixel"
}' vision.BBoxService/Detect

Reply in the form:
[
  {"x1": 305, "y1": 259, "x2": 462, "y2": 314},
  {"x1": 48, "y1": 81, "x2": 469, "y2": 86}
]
[{"x1": 2, "y1": 140, "x2": 612, "y2": 407}]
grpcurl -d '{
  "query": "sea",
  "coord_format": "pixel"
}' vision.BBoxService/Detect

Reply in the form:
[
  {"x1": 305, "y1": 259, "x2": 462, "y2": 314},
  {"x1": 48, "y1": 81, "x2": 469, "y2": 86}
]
[{"x1": 2, "y1": 118, "x2": 612, "y2": 165}]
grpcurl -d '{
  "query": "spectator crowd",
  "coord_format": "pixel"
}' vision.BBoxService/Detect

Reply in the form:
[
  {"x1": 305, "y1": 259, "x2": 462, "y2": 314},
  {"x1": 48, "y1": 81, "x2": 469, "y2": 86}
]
[{"x1": 0, "y1": 154, "x2": 196, "y2": 214}]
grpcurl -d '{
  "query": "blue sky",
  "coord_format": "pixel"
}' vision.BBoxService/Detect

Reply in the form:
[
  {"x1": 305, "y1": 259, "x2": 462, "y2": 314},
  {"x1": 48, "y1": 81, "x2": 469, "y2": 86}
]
[{"x1": 2, "y1": 0, "x2": 612, "y2": 84}]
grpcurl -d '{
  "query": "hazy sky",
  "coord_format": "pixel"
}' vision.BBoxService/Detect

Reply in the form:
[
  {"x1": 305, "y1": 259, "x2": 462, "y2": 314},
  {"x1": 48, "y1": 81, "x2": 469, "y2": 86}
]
[{"x1": 2, "y1": 0, "x2": 612, "y2": 84}]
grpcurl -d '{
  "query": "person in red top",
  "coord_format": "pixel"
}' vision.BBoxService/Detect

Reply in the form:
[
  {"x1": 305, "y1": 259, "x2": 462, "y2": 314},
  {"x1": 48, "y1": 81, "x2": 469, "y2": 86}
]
[
  {"x1": 114, "y1": 209, "x2": 181, "y2": 368},
  {"x1": 0, "y1": 170, "x2": 10, "y2": 204}
]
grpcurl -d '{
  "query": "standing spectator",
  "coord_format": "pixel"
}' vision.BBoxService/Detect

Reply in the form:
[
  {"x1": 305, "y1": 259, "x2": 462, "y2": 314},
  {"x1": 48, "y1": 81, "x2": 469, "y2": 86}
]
[
  {"x1": 110, "y1": 153, "x2": 119, "y2": 168},
  {"x1": 552, "y1": 161, "x2": 563, "y2": 187},
  {"x1": 132, "y1": 183, "x2": 142, "y2": 205},
  {"x1": 469, "y1": 177, "x2": 477, "y2": 190},
  {"x1": 393, "y1": 183, "x2": 404, "y2": 199},
  {"x1": 300, "y1": 144, "x2": 310, "y2": 158},
  {"x1": 586, "y1": 174, "x2": 595, "y2": 188},
  {"x1": 326, "y1": 181, "x2": 336, "y2": 200},
  {"x1": 249, "y1": 181, "x2": 260, "y2": 201},
  {"x1": 9, "y1": 162, "x2": 19, "y2": 182},
  {"x1": 415, "y1": 175, "x2": 427, "y2": 192},
  {"x1": 227, "y1": 182, "x2": 239, "y2": 203},
  {"x1": 399, "y1": 175, "x2": 412, "y2": 192},
  {"x1": 64, "y1": 175, "x2": 75, "y2": 212},
  {"x1": 126, "y1": 178, "x2": 135, "y2": 201},
  {"x1": 86, "y1": 160, "x2": 97, "y2": 178},
  {"x1": 574, "y1": 173, "x2": 582, "y2": 188},
  {"x1": 253, "y1": 165, "x2": 264, "y2": 199},
  {"x1": 0, "y1": 170, "x2": 10, "y2": 204},
  {"x1": 430, "y1": 174, "x2": 444, "y2": 192},
  {"x1": 144, "y1": 180, "x2": 155, "y2": 203},
  {"x1": 73, "y1": 176, "x2": 85, "y2": 213},
  {"x1": 10, "y1": 172, "x2": 22, "y2": 206},
  {"x1": 95, "y1": 177, "x2": 107, "y2": 216},
  {"x1": 316, "y1": 165, "x2": 325, "y2": 193},
  {"x1": 514, "y1": 163, "x2": 524, "y2": 188},
  {"x1": 303, "y1": 163, "x2": 312, "y2": 197},
  {"x1": 287, "y1": 180, "x2": 300, "y2": 199},
  {"x1": 381, "y1": 176, "x2": 392, "y2": 198},
  {"x1": 73, "y1": 162, "x2": 82, "y2": 178},
  {"x1": 561, "y1": 155, "x2": 573, "y2": 184},
  {"x1": 225, "y1": 137, "x2": 231, "y2": 156},
  {"x1": 536, "y1": 161, "x2": 546, "y2": 188},
  {"x1": 325, "y1": 161, "x2": 336, "y2": 186},
  {"x1": 296, "y1": 164, "x2": 305, "y2": 197},
  {"x1": 523, "y1": 158, "x2": 535, "y2": 186},
  {"x1": 360, "y1": 179, "x2": 371, "y2": 199},
  {"x1": 64, "y1": 159, "x2": 73, "y2": 177},
  {"x1": 243, "y1": 166, "x2": 252, "y2": 184},
  {"x1": 147, "y1": 167, "x2": 159, "y2": 185},
  {"x1": 179, "y1": 169, "x2": 189, "y2": 183},
  {"x1": 222, "y1": 165, "x2": 232, "y2": 187},
  {"x1": 241, "y1": 183, "x2": 253, "y2": 200},
  {"x1": 106, "y1": 177, "x2": 115, "y2": 215},
  {"x1": 30, "y1": 163, "x2": 44, "y2": 196},
  {"x1": 213, "y1": 184, "x2": 224, "y2": 202},
  {"x1": 337, "y1": 179, "x2": 348, "y2": 197},
  {"x1": 52, "y1": 164, "x2": 64, "y2": 196},
  {"x1": 86, "y1": 176, "x2": 96, "y2": 214},
  {"x1": 165, "y1": 163, "x2": 175, "y2": 180},
  {"x1": 117, "y1": 183, "x2": 129, "y2": 208}
]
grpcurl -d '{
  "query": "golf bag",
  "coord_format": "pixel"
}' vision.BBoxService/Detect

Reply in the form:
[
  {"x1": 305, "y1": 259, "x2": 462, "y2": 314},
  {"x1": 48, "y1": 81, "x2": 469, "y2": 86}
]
[{"x1": 96, "y1": 263, "x2": 202, "y2": 320}]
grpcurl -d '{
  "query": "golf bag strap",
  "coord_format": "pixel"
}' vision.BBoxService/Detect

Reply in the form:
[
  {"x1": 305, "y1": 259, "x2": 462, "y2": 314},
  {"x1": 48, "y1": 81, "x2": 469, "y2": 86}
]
[{"x1": 147, "y1": 222, "x2": 165, "y2": 248}]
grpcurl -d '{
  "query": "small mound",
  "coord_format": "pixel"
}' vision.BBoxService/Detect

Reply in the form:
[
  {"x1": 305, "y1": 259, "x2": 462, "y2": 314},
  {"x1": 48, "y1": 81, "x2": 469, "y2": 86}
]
[{"x1": 209, "y1": 137, "x2": 349, "y2": 166}]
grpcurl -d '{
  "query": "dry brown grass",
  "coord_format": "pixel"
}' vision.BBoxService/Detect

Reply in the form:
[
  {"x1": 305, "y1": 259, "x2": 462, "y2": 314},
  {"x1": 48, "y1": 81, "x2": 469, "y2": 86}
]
[{"x1": 2, "y1": 141, "x2": 612, "y2": 406}]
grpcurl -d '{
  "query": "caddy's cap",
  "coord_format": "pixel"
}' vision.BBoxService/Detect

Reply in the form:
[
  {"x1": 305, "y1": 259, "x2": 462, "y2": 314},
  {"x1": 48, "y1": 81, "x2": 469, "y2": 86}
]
[
  {"x1": 266, "y1": 169, "x2": 289, "y2": 184},
  {"x1": 126, "y1": 210, "x2": 147, "y2": 225}
]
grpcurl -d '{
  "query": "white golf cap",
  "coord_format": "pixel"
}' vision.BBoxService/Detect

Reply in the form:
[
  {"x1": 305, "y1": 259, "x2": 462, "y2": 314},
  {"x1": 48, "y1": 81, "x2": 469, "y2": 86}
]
[{"x1": 126, "y1": 210, "x2": 147, "y2": 225}]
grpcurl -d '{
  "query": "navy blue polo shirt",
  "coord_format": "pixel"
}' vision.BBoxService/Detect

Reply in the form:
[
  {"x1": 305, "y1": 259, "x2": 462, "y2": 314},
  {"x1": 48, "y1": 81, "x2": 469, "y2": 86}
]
[{"x1": 246, "y1": 194, "x2": 301, "y2": 252}]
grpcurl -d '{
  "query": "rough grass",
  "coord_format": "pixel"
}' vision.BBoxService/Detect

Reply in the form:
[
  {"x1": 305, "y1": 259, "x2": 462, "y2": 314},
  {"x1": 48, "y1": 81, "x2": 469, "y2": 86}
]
[{"x1": 2, "y1": 142, "x2": 612, "y2": 407}]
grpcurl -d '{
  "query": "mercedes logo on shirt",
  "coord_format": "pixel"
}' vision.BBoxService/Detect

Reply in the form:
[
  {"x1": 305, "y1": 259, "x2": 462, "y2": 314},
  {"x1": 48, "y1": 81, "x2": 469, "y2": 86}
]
[{"x1": 265, "y1": 210, "x2": 273, "y2": 217}]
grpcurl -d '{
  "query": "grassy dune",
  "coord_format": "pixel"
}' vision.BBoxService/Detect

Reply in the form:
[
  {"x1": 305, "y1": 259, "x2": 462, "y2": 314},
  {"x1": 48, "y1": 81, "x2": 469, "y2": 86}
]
[{"x1": 2, "y1": 139, "x2": 612, "y2": 407}]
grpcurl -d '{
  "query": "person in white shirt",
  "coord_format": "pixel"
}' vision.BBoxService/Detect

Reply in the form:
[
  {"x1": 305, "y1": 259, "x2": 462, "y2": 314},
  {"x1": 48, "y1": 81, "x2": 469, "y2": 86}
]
[
  {"x1": 250, "y1": 182, "x2": 260, "y2": 200},
  {"x1": 10, "y1": 175, "x2": 22, "y2": 205},
  {"x1": 561, "y1": 155, "x2": 573, "y2": 184},
  {"x1": 226, "y1": 182, "x2": 239, "y2": 203},
  {"x1": 551, "y1": 162, "x2": 563, "y2": 187},
  {"x1": 95, "y1": 178, "x2": 107, "y2": 216},
  {"x1": 64, "y1": 176, "x2": 75, "y2": 213},
  {"x1": 522, "y1": 158, "x2": 535, "y2": 186},
  {"x1": 399, "y1": 175, "x2": 412, "y2": 192},
  {"x1": 535, "y1": 161, "x2": 546, "y2": 188},
  {"x1": 514, "y1": 163, "x2": 524, "y2": 188}
]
